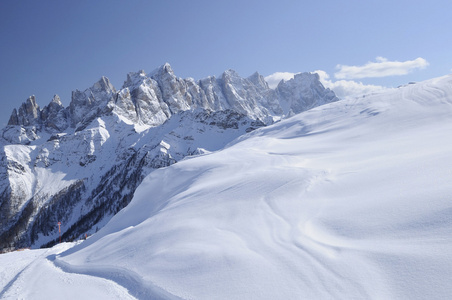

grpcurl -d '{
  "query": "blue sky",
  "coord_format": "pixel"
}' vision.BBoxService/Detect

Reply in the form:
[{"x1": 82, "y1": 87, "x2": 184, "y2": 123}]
[{"x1": 1, "y1": 0, "x2": 451, "y2": 126}]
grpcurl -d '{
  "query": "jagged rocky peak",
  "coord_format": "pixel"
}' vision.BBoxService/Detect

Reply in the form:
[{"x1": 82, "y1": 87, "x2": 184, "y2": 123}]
[
  {"x1": 69, "y1": 76, "x2": 117, "y2": 127},
  {"x1": 152, "y1": 62, "x2": 174, "y2": 76},
  {"x1": 221, "y1": 69, "x2": 265, "y2": 89},
  {"x1": 147, "y1": 63, "x2": 177, "y2": 86},
  {"x1": 149, "y1": 63, "x2": 191, "y2": 114},
  {"x1": 71, "y1": 76, "x2": 116, "y2": 106},
  {"x1": 278, "y1": 72, "x2": 325, "y2": 90},
  {"x1": 51, "y1": 94, "x2": 62, "y2": 105},
  {"x1": 248, "y1": 71, "x2": 269, "y2": 90},
  {"x1": 221, "y1": 69, "x2": 250, "y2": 88},
  {"x1": 91, "y1": 76, "x2": 116, "y2": 94},
  {"x1": 222, "y1": 68, "x2": 240, "y2": 77},
  {"x1": 219, "y1": 69, "x2": 276, "y2": 119},
  {"x1": 8, "y1": 95, "x2": 41, "y2": 126},
  {"x1": 42, "y1": 95, "x2": 64, "y2": 115},
  {"x1": 123, "y1": 70, "x2": 147, "y2": 88},
  {"x1": 115, "y1": 69, "x2": 170, "y2": 127},
  {"x1": 149, "y1": 62, "x2": 178, "y2": 84},
  {"x1": 7, "y1": 109, "x2": 20, "y2": 126},
  {"x1": 41, "y1": 95, "x2": 68, "y2": 132},
  {"x1": 162, "y1": 62, "x2": 174, "y2": 74},
  {"x1": 276, "y1": 72, "x2": 338, "y2": 114},
  {"x1": 295, "y1": 72, "x2": 321, "y2": 85}
]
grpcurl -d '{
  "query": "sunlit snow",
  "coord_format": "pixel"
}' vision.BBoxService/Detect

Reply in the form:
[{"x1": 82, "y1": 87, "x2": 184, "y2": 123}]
[{"x1": 2, "y1": 75, "x2": 452, "y2": 299}]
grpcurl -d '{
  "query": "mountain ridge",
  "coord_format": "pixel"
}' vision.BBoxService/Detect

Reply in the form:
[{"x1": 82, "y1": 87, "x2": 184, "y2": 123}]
[
  {"x1": 4, "y1": 63, "x2": 337, "y2": 143},
  {"x1": 0, "y1": 63, "x2": 338, "y2": 251}
]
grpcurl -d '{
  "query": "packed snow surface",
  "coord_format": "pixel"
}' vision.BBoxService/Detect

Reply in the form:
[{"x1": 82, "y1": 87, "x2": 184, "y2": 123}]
[{"x1": 2, "y1": 75, "x2": 452, "y2": 299}]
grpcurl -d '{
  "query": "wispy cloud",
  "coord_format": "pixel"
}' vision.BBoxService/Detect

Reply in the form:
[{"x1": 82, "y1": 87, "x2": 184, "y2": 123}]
[
  {"x1": 335, "y1": 57, "x2": 429, "y2": 80},
  {"x1": 264, "y1": 70, "x2": 386, "y2": 98}
]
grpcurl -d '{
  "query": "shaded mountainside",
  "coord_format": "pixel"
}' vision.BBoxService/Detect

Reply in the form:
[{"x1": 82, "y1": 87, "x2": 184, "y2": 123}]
[{"x1": 0, "y1": 63, "x2": 338, "y2": 251}]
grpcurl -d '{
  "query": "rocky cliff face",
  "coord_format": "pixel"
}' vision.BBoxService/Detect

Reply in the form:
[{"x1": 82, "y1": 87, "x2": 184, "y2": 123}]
[{"x1": 0, "y1": 63, "x2": 338, "y2": 251}]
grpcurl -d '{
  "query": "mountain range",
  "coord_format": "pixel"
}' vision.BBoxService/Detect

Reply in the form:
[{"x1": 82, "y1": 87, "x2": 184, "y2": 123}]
[
  {"x1": 0, "y1": 63, "x2": 338, "y2": 251},
  {"x1": 1, "y1": 73, "x2": 451, "y2": 299}
]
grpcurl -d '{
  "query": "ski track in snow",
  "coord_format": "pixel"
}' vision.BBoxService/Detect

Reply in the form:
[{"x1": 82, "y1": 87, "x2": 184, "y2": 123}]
[{"x1": 0, "y1": 243, "x2": 136, "y2": 300}]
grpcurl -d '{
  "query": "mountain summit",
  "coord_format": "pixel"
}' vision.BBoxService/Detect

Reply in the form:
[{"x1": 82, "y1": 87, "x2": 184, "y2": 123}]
[{"x1": 0, "y1": 64, "x2": 338, "y2": 250}]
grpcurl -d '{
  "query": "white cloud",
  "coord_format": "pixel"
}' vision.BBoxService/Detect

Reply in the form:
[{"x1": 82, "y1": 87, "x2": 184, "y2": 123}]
[
  {"x1": 264, "y1": 72, "x2": 299, "y2": 89},
  {"x1": 314, "y1": 70, "x2": 386, "y2": 98},
  {"x1": 335, "y1": 57, "x2": 429, "y2": 80}
]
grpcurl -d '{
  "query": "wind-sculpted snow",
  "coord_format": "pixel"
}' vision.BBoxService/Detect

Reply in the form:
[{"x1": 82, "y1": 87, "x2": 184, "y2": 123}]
[{"x1": 48, "y1": 75, "x2": 452, "y2": 299}]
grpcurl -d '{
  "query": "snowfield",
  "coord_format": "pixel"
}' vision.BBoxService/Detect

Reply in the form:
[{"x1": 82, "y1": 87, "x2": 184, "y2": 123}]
[{"x1": 2, "y1": 75, "x2": 452, "y2": 299}]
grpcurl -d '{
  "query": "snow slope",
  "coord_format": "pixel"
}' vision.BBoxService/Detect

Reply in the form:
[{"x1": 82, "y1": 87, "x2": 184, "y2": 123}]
[
  {"x1": 2, "y1": 75, "x2": 452, "y2": 299},
  {"x1": 0, "y1": 243, "x2": 134, "y2": 299}
]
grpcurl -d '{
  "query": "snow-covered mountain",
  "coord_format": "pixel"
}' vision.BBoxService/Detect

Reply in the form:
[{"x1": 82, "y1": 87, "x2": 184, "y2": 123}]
[
  {"x1": 1, "y1": 74, "x2": 451, "y2": 299},
  {"x1": 0, "y1": 63, "x2": 338, "y2": 251}
]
